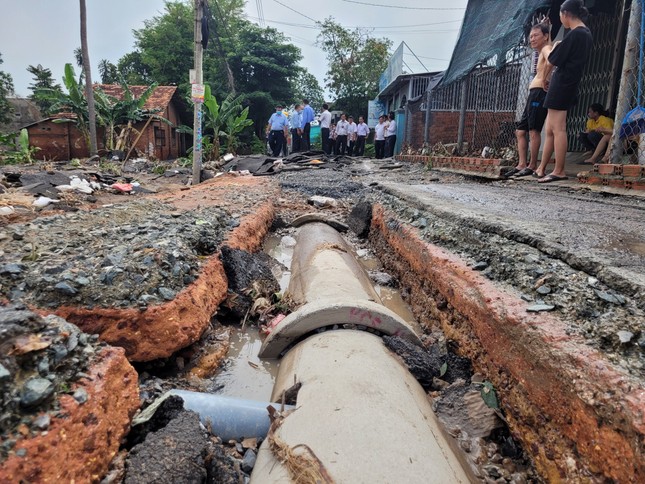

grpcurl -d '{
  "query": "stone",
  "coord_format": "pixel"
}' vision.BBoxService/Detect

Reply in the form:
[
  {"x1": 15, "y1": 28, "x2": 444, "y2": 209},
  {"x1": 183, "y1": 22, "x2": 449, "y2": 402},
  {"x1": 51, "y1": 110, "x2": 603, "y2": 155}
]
[
  {"x1": 241, "y1": 449, "x2": 256, "y2": 473},
  {"x1": 617, "y1": 331, "x2": 634, "y2": 344},
  {"x1": 55, "y1": 282, "x2": 78, "y2": 296},
  {"x1": 520, "y1": 294, "x2": 533, "y2": 302},
  {"x1": 75, "y1": 277, "x2": 90, "y2": 286},
  {"x1": 536, "y1": 285, "x2": 552, "y2": 295},
  {"x1": 73, "y1": 388, "x2": 89, "y2": 404},
  {"x1": 347, "y1": 200, "x2": 373, "y2": 238},
  {"x1": 369, "y1": 271, "x2": 395, "y2": 287},
  {"x1": 33, "y1": 414, "x2": 51, "y2": 430},
  {"x1": 0, "y1": 363, "x2": 11, "y2": 382},
  {"x1": 0, "y1": 263, "x2": 26, "y2": 275},
  {"x1": 526, "y1": 304, "x2": 555, "y2": 313},
  {"x1": 307, "y1": 195, "x2": 338, "y2": 208},
  {"x1": 20, "y1": 378, "x2": 55, "y2": 407},
  {"x1": 594, "y1": 290, "x2": 623, "y2": 305},
  {"x1": 472, "y1": 261, "x2": 489, "y2": 271},
  {"x1": 587, "y1": 277, "x2": 599, "y2": 287},
  {"x1": 158, "y1": 287, "x2": 176, "y2": 301}
]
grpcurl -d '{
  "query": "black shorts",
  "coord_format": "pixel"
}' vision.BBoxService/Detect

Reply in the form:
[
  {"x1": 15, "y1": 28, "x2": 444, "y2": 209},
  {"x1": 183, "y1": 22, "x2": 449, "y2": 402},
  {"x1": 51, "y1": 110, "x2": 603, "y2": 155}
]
[{"x1": 517, "y1": 88, "x2": 548, "y2": 131}]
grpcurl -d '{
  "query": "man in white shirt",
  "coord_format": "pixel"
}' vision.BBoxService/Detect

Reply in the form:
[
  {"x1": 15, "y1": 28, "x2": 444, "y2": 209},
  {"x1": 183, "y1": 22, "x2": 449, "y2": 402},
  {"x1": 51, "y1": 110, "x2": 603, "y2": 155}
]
[
  {"x1": 290, "y1": 104, "x2": 303, "y2": 152},
  {"x1": 384, "y1": 112, "x2": 397, "y2": 158},
  {"x1": 374, "y1": 115, "x2": 386, "y2": 159},
  {"x1": 319, "y1": 104, "x2": 332, "y2": 155},
  {"x1": 335, "y1": 113, "x2": 350, "y2": 155},
  {"x1": 355, "y1": 116, "x2": 370, "y2": 156},
  {"x1": 346, "y1": 116, "x2": 358, "y2": 156}
]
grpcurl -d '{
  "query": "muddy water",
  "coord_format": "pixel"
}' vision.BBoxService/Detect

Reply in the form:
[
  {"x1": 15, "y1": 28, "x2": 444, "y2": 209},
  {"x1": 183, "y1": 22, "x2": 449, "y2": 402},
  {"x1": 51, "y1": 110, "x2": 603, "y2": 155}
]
[{"x1": 211, "y1": 327, "x2": 278, "y2": 401}]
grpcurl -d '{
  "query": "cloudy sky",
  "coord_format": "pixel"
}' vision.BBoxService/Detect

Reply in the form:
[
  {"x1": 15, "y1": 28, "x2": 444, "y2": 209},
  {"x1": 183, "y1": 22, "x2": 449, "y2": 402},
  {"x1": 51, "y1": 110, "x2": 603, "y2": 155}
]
[{"x1": 1, "y1": 0, "x2": 467, "y2": 97}]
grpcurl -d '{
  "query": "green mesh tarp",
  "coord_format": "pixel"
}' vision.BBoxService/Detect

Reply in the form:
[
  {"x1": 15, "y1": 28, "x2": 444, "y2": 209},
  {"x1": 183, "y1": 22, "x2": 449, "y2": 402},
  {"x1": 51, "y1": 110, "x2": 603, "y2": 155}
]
[{"x1": 440, "y1": 0, "x2": 551, "y2": 86}]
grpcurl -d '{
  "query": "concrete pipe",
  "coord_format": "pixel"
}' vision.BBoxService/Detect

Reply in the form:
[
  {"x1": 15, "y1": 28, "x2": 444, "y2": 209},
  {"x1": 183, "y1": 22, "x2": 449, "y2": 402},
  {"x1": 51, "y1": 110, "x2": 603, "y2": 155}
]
[
  {"x1": 251, "y1": 330, "x2": 473, "y2": 483},
  {"x1": 252, "y1": 221, "x2": 472, "y2": 482},
  {"x1": 259, "y1": 222, "x2": 420, "y2": 358}
]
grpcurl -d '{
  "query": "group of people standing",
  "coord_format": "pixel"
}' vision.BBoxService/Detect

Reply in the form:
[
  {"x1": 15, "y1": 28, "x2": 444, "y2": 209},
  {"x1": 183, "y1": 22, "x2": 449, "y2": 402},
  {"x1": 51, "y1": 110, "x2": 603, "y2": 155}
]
[
  {"x1": 266, "y1": 99, "x2": 398, "y2": 158},
  {"x1": 266, "y1": 99, "x2": 316, "y2": 158},
  {"x1": 508, "y1": 0, "x2": 593, "y2": 183}
]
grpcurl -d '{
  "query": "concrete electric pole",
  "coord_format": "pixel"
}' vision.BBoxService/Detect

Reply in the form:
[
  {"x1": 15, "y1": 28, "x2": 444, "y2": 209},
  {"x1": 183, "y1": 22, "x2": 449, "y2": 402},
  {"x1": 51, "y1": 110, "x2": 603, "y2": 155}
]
[{"x1": 192, "y1": 0, "x2": 204, "y2": 184}]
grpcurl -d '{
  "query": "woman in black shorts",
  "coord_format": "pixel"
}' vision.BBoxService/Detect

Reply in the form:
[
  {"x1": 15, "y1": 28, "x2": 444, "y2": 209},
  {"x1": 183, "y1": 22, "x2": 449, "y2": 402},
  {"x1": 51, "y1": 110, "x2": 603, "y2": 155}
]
[{"x1": 536, "y1": 0, "x2": 593, "y2": 183}]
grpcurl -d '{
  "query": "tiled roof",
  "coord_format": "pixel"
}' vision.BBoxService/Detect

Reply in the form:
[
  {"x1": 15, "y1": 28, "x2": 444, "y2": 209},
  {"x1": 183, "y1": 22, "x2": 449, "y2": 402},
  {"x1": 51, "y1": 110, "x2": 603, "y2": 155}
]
[{"x1": 95, "y1": 85, "x2": 178, "y2": 111}]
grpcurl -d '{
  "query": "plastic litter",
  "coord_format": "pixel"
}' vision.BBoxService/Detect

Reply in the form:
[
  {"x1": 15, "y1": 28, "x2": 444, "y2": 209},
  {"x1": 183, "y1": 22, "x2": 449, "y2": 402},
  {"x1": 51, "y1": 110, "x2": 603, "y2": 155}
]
[{"x1": 32, "y1": 196, "x2": 60, "y2": 208}]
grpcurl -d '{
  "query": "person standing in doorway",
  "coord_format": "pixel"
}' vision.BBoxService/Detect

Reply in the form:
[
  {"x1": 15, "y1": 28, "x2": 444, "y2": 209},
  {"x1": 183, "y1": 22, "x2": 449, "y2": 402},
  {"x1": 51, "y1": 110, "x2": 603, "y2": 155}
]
[
  {"x1": 375, "y1": 115, "x2": 386, "y2": 159},
  {"x1": 320, "y1": 103, "x2": 332, "y2": 154},
  {"x1": 355, "y1": 116, "x2": 370, "y2": 156},
  {"x1": 266, "y1": 104, "x2": 289, "y2": 157},
  {"x1": 290, "y1": 103, "x2": 303, "y2": 153},
  {"x1": 347, "y1": 116, "x2": 358, "y2": 156},
  {"x1": 507, "y1": 22, "x2": 552, "y2": 178},
  {"x1": 300, "y1": 99, "x2": 315, "y2": 151},
  {"x1": 335, "y1": 113, "x2": 349, "y2": 155},
  {"x1": 384, "y1": 112, "x2": 397, "y2": 157},
  {"x1": 535, "y1": 0, "x2": 593, "y2": 183}
]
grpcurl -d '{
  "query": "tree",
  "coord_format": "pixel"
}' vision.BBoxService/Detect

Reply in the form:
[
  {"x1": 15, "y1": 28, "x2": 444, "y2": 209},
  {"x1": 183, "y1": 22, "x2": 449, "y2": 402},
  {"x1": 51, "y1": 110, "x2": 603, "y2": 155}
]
[
  {"x1": 0, "y1": 53, "x2": 15, "y2": 126},
  {"x1": 27, "y1": 64, "x2": 62, "y2": 113},
  {"x1": 39, "y1": 64, "x2": 91, "y2": 146},
  {"x1": 316, "y1": 17, "x2": 391, "y2": 116},
  {"x1": 98, "y1": 60, "x2": 119, "y2": 84},
  {"x1": 79, "y1": 0, "x2": 98, "y2": 155},
  {"x1": 117, "y1": 52, "x2": 152, "y2": 85},
  {"x1": 294, "y1": 70, "x2": 325, "y2": 112}
]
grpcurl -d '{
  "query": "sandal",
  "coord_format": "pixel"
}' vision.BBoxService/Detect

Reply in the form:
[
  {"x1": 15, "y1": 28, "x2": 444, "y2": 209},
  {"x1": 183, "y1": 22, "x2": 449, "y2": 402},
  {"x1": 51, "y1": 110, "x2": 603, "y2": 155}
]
[
  {"x1": 513, "y1": 168, "x2": 534, "y2": 177},
  {"x1": 537, "y1": 174, "x2": 568, "y2": 183}
]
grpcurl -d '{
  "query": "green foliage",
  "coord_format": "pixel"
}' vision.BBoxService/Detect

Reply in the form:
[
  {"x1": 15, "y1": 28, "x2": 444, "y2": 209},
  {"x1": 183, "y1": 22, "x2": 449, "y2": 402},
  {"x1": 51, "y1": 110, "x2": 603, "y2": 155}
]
[
  {"x1": 316, "y1": 18, "x2": 391, "y2": 116},
  {"x1": 364, "y1": 143, "x2": 376, "y2": 158},
  {"x1": 439, "y1": 362, "x2": 448, "y2": 378},
  {"x1": 294, "y1": 70, "x2": 325, "y2": 112},
  {"x1": 98, "y1": 59, "x2": 119, "y2": 84},
  {"x1": 200, "y1": 85, "x2": 253, "y2": 159},
  {"x1": 93, "y1": 77, "x2": 162, "y2": 150},
  {"x1": 0, "y1": 53, "x2": 15, "y2": 126},
  {"x1": 27, "y1": 64, "x2": 62, "y2": 114},
  {"x1": 480, "y1": 381, "x2": 499, "y2": 409},
  {"x1": 0, "y1": 129, "x2": 40, "y2": 165}
]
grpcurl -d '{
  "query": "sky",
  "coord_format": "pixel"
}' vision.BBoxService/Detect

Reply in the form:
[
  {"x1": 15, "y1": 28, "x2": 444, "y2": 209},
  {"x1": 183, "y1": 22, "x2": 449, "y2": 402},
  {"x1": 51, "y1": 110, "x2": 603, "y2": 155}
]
[{"x1": 0, "y1": 0, "x2": 467, "y2": 97}]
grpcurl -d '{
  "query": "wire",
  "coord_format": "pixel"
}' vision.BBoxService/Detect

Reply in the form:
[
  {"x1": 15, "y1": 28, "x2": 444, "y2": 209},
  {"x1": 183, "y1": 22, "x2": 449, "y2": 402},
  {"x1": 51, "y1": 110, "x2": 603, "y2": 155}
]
[
  {"x1": 341, "y1": 0, "x2": 465, "y2": 10},
  {"x1": 272, "y1": 0, "x2": 318, "y2": 23},
  {"x1": 245, "y1": 16, "x2": 463, "y2": 30},
  {"x1": 404, "y1": 52, "x2": 450, "y2": 61}
]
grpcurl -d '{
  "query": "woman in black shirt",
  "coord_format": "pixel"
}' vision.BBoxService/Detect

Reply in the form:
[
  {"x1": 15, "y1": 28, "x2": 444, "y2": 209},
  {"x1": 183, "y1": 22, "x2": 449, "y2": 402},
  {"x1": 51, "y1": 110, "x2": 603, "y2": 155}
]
[{"x1": 536, "y1": 0, "x2": 593, "y2": 183}]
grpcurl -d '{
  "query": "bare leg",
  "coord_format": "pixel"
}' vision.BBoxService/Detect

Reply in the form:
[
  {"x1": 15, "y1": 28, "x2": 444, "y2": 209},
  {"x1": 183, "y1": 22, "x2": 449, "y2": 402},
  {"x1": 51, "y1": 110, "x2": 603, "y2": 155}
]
[
  {"x1": 585, "y1": 134, "x2": 611, "y2": 163},
  {"x1": 516, "y1": 129, "x2": 528, "y2": 169},
  {"x1": 550, "y1": 109, "x2": 568, "y2": 177},
  {"x1": 536, "y1": 112, "x2": 554, "y2": 177},
  {"x1": 528, "y1": 130, "x2": 541, "y2": 170}
]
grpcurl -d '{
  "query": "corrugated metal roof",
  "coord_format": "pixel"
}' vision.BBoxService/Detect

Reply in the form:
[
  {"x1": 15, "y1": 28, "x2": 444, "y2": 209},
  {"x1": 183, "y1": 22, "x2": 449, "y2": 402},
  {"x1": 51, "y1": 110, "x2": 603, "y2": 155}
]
[{"x1": 95, "y1": 85, "x2": 178, "y2": 111}]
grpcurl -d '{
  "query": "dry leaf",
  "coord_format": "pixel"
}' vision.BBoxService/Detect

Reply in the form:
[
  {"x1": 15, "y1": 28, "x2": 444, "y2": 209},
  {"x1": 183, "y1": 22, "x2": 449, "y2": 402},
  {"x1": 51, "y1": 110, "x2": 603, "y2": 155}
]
[{"x1": 11, "y1": 334, "x2": 51, "y2": 355}]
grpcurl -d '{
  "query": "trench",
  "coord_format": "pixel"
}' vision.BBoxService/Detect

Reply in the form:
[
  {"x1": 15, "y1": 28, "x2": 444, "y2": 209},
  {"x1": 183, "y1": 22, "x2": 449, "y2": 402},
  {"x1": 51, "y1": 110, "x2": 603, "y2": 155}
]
[{"x1": 132, "y1": 217, "x2": 539, "y2": 483}]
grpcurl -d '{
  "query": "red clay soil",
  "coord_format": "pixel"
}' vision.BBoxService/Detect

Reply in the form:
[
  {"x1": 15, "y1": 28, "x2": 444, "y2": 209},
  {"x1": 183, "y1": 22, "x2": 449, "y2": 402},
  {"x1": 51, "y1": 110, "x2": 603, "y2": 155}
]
[
  {"x1": 0, "y1": 346, "x2": 139, "y2": 483},
  {"x1": 370, "y1": 204, "x2": 645, "y2": 483},
  {"x1": 53, "y1": 177, "x2": 277, "y2": 362}
]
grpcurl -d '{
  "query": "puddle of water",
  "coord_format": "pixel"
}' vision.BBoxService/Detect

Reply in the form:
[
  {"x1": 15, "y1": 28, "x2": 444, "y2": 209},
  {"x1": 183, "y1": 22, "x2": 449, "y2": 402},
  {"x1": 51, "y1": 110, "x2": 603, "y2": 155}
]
[
  {"x1": 211, "y1": 327, "x2": 279, "y2": 401},
  {"x1": 375, "y1": 286, "x2": 417, "y2": 325},
  {"x1": 264, "y1": 233, "x2": 296, "y2": 292}
]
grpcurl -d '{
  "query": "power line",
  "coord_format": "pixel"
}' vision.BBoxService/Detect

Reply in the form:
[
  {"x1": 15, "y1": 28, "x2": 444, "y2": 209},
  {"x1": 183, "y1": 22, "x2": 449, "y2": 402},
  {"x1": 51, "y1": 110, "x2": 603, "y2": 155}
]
[
  {"x1": 246, "y1": 16, "x2": 462, "y2": 30},
  {"x1": 272, "y1": 0, "x2": 318, "y2": 23},
  {"x1": 342, "y1": 0, "x2": 464, "y2": 9}
]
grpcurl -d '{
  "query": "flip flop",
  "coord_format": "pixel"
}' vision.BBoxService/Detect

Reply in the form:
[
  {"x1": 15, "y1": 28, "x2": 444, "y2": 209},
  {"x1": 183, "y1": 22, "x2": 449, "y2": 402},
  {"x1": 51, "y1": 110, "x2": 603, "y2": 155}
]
[
  {"x1": 513, "y1": 168, "x2": 534, "y2": 177},
  {"x1": 503, "y1": 168, "x2": 521, "y2": 178},
  {"x1": 537, "y1": 174, "x2": 568, "y2": 183}
]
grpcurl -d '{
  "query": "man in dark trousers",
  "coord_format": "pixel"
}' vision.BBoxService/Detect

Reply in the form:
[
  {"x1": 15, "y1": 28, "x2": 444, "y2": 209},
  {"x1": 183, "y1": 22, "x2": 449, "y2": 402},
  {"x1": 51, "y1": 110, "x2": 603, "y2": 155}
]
[
  {"x1": 355, "y1": 116, "x2": 369, "y2": 156},
  {"x1": 300, "y1": 99, "x2": 315, "y2": 151},
  {"x1": 266, "y1": 104, "x2": 288, "y2": 157},
  {"x1": 290, "y1": 104, "x2": 303, "y2": 153},
  {"x1": 319, "y1": 103, "x2": 332, "y2": 155}
]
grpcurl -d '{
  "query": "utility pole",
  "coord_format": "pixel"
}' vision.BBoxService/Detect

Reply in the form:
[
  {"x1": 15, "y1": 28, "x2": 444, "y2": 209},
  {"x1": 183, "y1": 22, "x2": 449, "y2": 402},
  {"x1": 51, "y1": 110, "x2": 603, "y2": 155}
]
[
  {"x1": 192, "y1": 0, "x2": 204, "y2": 184},
  {"x1": 457, "y1": 75, "x2": 469, "y2": 154}
]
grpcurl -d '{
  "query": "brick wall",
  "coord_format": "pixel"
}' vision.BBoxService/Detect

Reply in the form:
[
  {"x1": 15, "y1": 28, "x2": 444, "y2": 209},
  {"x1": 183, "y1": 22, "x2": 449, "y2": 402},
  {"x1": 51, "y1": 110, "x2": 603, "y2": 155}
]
[{"x1": 408, "y1": 110, "x2": 517, "y2": 151}]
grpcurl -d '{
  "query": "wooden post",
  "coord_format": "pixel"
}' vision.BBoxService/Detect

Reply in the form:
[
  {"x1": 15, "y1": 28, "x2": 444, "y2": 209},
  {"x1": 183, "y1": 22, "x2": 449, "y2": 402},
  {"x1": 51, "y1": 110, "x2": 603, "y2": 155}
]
[
  {"x1": 192, "y1": 0, "x2": 204, "y2": 184},
  {"x1": 457, "y1": 74, "x2": 470, "y2": 154}
]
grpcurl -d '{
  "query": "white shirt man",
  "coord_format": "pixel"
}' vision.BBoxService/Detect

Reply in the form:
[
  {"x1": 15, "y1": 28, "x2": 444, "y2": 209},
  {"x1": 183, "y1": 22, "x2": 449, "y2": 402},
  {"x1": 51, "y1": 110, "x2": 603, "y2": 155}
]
[
  {"x1": 319, "y1": 104, "x2": 332, "y2": 154},
  {"x1": 374, "y1": 120, "x2": 386, "y2": 141},
  {"x1": 319, "y1": 109, "x2": 331, "y2": 129}
]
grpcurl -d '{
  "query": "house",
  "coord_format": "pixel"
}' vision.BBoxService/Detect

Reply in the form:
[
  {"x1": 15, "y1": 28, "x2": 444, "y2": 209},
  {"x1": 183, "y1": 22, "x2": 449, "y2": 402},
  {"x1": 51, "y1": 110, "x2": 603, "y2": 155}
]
[
  {"x1": 401, "y1": 0, "x2": 628, "y2": 154},
  {"x1": 24, "y1": 85, "x2": 190, "y2": 161}
]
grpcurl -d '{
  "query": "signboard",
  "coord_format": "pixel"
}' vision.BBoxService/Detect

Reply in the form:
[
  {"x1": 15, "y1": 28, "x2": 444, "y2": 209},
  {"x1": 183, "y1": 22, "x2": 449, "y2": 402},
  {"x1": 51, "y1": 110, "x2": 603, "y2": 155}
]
[
  {"x1": 379, "y1": 43, "x2": 405, "y2": 93},
  {"x1": 191, "y1": 84, "x2": 205, "y2": 103},
  {"x1": 367, "y1": 99, "x2": 385, "y2": 128}
]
